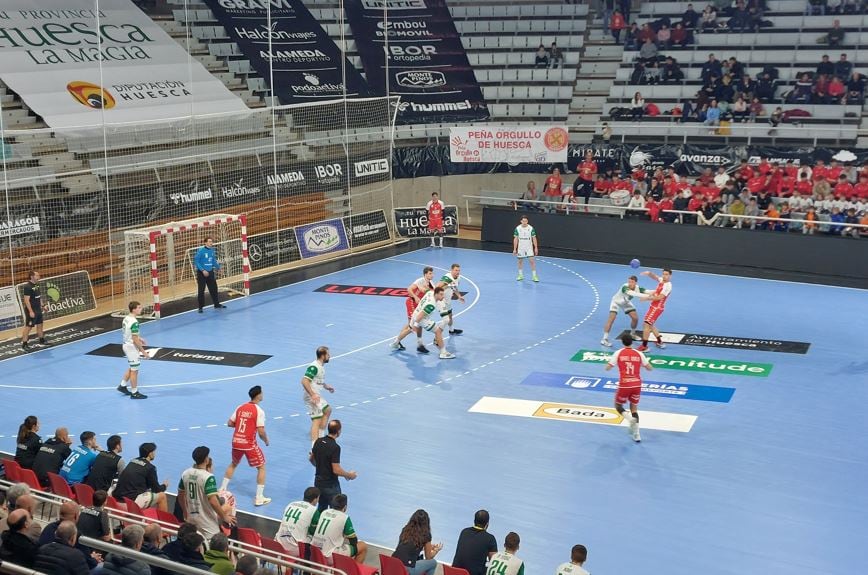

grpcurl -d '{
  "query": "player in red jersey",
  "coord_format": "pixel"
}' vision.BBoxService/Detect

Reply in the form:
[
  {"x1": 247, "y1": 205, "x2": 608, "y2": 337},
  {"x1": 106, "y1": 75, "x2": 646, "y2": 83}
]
[
  {"x1": 605, "y1": 334, "x2": 652, "y2": 442},
  {"x1": 427, "y1": 192, "x2": 445, "y2": 248},
  {"x1": 220, "y1": 385, "x2": 271, "y2": 506},
  {"x1": 637, "y1": 268, "x2": 672, "y2": 352},
  {"x1": 398, "y1": 267, "x2": 434, "y2": 354}
]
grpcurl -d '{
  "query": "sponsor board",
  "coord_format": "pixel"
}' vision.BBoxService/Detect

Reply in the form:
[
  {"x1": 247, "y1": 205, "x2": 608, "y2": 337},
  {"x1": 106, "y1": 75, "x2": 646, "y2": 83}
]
[
  {"x1": 521, "y1": 371, "x2": 735, "y2": 403},
  {"x1": 0, "y1": 287, "x2": 23, "y2": 331},
  {"x1": 648, "y1": 331, "x2": 810, "y2": 354},
  {"x1": 450, "y1": 126, "x2": 569, "y2": 164},
  {"x1": 247, "y1": 228, "x2": 302, "y2": 270},
  {"x1": 315, "y1": 284, "x2": 410, "y2": 297},
  {"x1": 393, "y1": 205, "x2": 459, "y2": 237},
  {"x1": 468, "y1": 396, "x2": 697, "y2": 432},
  {"x1": 0, "y1": 325, "x2": 107, "y2": 360},
  {"x1": 353, "y1": 158, "x2": 390, "y2": 177},
  {"x1": 396, "y1": 71, "x2": 446, "y2": 88},
  {"x1": 571, "y1": 349, "x2": 773, "y2": 377},
  {"x1": 87, "y1": 343, "x2": 271, "y2": 368},
  {"x1": 342, "y1": 210, "x2": 391, "y2": 247},
  {"x1": 17, "y1": 272, "x2": 96, "y2": 322},
  {"x1": 0, "y1": 216, "x2": 41, "y2": 238},
  {"x1": 294, "y1": 218, "x2": 350, "y2": 258}
]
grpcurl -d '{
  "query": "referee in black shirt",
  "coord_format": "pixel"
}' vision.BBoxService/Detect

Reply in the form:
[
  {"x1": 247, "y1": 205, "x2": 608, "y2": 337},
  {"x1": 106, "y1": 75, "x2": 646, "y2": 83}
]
[{"x1": 309, "y1": 420, "x2": 357, "y2": 512}]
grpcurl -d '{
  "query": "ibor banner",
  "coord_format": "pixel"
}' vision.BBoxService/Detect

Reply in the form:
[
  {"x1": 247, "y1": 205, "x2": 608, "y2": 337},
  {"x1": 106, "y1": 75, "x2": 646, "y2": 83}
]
[
  {"x1": 449, "y1": 126, "x2": 569, "y2": 164},
  {"x1": 343, "y1": 0, "x2": 488, "y2": 124},
  {"x1": 0, "y1": 0, "x2": 247, "y2": 128},
  {"x1": 203, "y1": 0, "x2": 369, "y2": 104}
]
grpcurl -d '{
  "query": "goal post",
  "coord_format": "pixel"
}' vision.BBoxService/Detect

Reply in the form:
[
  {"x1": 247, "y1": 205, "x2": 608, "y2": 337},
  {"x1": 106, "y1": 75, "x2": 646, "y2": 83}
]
[{"x1": 123, "y1": 214, "x2": 250, "y2": 318}]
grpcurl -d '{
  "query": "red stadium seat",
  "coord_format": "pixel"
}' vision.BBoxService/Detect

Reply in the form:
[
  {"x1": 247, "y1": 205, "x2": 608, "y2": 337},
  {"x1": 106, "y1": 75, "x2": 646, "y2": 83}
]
[
  {"x1": 47, "y1": 472, "x2": 76, "y2": 501},
  {"x1": 236, "y1": 526, "x2": 262, "y2": 548},
  {"x1": 379, "y1": 554, "x2": 410, "y2": 575},
  {"x1": 443, "y1": 566, "x2": 471, "y2": 575},
  {"x1": 309, "y1": 544, "x2": 329, "y2": 567},
  {"x1": 17, "y1": 467, "x2": 43, "y2": 493},
  {"x1": 3, "y1": 459, "x2": 22, "y2": 482},
  {"x1": 123, "y1": 497, "x2": 144, "y2": 516},
  {"x1": 73, "y1": 483, "x2": 95, "y2": 507},
  {"x1": 334, "y1": 551, "x2": 379, "y2": 575}
]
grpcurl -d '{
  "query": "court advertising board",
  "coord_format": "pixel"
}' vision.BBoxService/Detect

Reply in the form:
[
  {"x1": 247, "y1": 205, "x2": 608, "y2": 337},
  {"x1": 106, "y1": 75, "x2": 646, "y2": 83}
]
[
  {"x1": 449, "y1": 126, "x2": 569, "y2": 164},
  {"x1": 247, "y1": 228, "x2": 302, "y2": 271},
  {"x1": 571, "y1": 349, "x2": 773, "y2": 377},
  {"x1": 654, "y1": 331, "x2": 810, "y2": 354},
  {"x1": 343, "y1": 210, "x2": 391, "y2": 248},
  {"x1": 393, "y1": 205, "x2": 459, "y2": 237},
  {"x1": 521, "y1": 371, "x2": 735, "y2": 403},
  {"x1": 0, "y1": 287, "x2": 23, "y2": 331},
  {"x1": 0, "y1": 325, "x2": 107, "y2": 360},
  {"x1": 294, "y1": 218, "x2": 350, "y2": 259},
  {"x1": 87, "y1": 343, "x2": 271, "y2": 368},
  {"x1": 16, "y1": 271, "x2": 97, "y2": 322}
]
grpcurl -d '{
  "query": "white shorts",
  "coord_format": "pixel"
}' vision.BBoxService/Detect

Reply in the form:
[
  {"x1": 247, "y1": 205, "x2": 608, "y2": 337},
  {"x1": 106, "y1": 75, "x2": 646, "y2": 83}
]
[
  {"x1": 516, "y1": 244, "x2": 534, "y2": 259},
  {"x1": 134, "y1": 491, "x2": 156, "y2": 509},
  {"x1": 123, "y1": 343, "x2": 141, "y2": 370},
  {"x1": 609, "y1": 300, "x2": 637, "y2": 314},
  {"x1": 304, "y1": 393, "x2": 330, "y2": 420},
  {"x1": 413, "y1": 318, "x2": 447, "y2": 332}
]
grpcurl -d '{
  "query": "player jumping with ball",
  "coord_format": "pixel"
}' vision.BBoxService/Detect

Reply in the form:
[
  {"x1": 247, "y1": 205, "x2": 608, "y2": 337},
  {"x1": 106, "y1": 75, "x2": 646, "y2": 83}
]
[
  {"x1": 391, "y1": 286, "x2": 455, "y2": 359},
  {"x1": 605, "y1": 334, "x2": 652, "y2": 442},
  {"x1": 637, "y1": 269, "x2": 672, "y2": 352}
]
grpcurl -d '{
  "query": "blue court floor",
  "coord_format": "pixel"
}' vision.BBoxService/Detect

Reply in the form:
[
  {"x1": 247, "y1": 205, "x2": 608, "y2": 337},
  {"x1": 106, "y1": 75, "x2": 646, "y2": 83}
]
[{"x1": 1, "y1": 246, "x2": 866, "y2": 575}]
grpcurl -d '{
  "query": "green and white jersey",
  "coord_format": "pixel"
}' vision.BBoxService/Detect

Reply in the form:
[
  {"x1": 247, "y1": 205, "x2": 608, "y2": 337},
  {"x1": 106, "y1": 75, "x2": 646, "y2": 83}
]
[
  {"x1": 303, "y1": 361, "x2": 326, "y2": 395},
  {"x1": 179, "y1": 467, "x2": 220, "y2": 538},
  {"x1": 122, "y1": 315, "x2": 139, "y2": 345},
  {"x1": 487, "y1": 551, "x2": 525, "y2": 575},
  {"x1": 276, "y1": 500, "x2": 318, "y2": 547},
  {"x1": 414, "y1": 290, "x2": 438, "y2": 319},
  {"x1": 439, "y1": 273, "x2": 461, "y2": 302},
  {"x1": 310, "y1": 508, "x2": 355, "y2": 557},
  {"x1": 513, "y1": 224, "x2": 536, "y2": 244},
  {"x1": 611, "y1": 283, "x2": 646, "y2": 307},
  {"x1": 555, "y1": 562, "x2": 589, "y2": 575}
]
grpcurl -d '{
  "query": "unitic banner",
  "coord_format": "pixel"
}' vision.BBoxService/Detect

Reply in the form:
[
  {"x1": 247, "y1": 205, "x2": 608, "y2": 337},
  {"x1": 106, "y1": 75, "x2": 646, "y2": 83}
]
[
  {"x1": 294, "y1": 218, "x2": 350, "y2": 259},
  {"x1": 449, "y1": 126, "x2": 569, "y2": 164},
  {"x1": 0, "y1": 0, "x2": 247, "y2": 128},
  {"x1": 16, "y1": 271, "x2": 97, "y2": 322},
  {"x1": 393, "y1": 205, "x2": 459, "y2": 237},
  {"x1": 203, "y1": 0, "x2": 369, "y2": 105},
  {"x1": 343, "y1": 210, "x2": 392, "y2": 248},
  {"x1": 0, "y1": 287, "x2": 23, "y2": 331}
]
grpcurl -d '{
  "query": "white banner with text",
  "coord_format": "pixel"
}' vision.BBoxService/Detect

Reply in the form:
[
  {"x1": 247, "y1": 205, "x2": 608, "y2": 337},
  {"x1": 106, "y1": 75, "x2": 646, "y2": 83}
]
[{"x1": 449, "y1": 126, "x2": 569, "y2": 164}]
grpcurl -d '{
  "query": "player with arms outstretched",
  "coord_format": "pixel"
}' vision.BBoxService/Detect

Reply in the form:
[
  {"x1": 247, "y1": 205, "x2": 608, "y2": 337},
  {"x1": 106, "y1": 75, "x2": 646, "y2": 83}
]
[
  {"x1": 391, "y1": 287, "x2": 454, "y2": 359},
  {"x1": 117, "y1": 301, "x2": 148, "y2": 400},
  {"x1": 221, "y1": 385, "x2": 270, "y2": 506},
  {"x1": 436, "y1": 263, "x2": 465, "y2": 335},
  {"x1": 427, "y1": 192, "x2": 445, "y2": 248},
  {"x1": 601, "y1": 275, "x2": 647, "y2": 347},
  {"x1": 513, "y1": 216, "x2": 539, "y2": 282},
  {"x1": 605, "y1": 334, "x2": 652, "y2": 442},
  {"x1": 637, "y1": 268, "x2": 672, "y2": 352},
  {"x1": 399, "y1": 267, "x2": 435, "y2": 353},
  {"x1": 301, "y1": 346, "x2": 335, "y2": 446}
]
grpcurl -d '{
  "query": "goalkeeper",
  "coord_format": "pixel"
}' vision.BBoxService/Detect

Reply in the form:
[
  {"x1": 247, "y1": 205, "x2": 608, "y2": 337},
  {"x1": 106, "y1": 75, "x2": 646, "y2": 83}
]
[{"x1": 195, "y1": 237, "x2": 226, "y2": 313}]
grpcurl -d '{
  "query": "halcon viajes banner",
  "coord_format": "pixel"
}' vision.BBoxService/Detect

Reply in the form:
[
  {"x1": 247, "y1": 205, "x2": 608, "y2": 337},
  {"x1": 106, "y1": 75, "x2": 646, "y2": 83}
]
[
  {"x1": 343, "y1": 0, "x2": 488, "y2": 124},
  {"x1": 0, "y1": 0, "x2": 247, "y2": 128},
  {"x1": 449, "y1": 126, "x2": 569, "y2": 164},
  {"x1": 204, "y1": 0, "x2": 369, "y2": 104}
]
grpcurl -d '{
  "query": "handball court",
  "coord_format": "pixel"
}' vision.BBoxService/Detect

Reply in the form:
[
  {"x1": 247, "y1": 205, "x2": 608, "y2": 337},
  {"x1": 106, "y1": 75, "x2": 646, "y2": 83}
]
[{"x1": 0, "y1": 244, "x2": 865, "y2": 575}]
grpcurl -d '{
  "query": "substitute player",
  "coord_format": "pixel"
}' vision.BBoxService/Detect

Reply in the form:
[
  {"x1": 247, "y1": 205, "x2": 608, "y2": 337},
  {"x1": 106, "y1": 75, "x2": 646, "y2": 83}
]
[
  {"x1": 513, "y1": 215, "x2": 539, "y2": 282},
  {"x1": 302, "y1": 346, "x2": 334, "y2": 447},
  {"x1": 400, "y1": 267, "x2": 435, "y2": 353},
  {"x1": 220, "y1": 385, "x2": 270, "y2": 506},
  {"x1": 178, "y1": 446, "x2": 235, "y2": 540},
  {"x1": 436, "y1": 263, "x2": 465, "y2": 335},
  {"x1": 637, "y1": 268, "x2": 672, "y2": 352},
  {"x1": 427, "y1": 192, "x2": 446, "y2": 248},
  {"x1": 390, "y1": 286, "x2": 454, "y2": 359},
  {"x1": 605, "y1": 334, "x2": 652, "y2": 442},
  {"x1": 601, "y1": 276, "x2": 647, "y2": 347},
  {"x1": 117, "y1": 301, "x2": 148, "y2": 400}
]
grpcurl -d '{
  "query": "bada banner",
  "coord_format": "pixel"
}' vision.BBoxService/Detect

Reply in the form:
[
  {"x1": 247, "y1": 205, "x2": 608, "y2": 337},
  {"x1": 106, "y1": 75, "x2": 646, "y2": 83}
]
[
  {"x1": 204, "y1": 0, "x2": 370, "y2": 104},
  {"x1": 343, "y1": 0, "x2": 488, "y2": 124},
  {"x1": 450, "y1": 126, "x2": 569, "y2": 164},
  {"x1": 393, "y1": 205, "x2": 459, "y2": 237},
  {"x1": 0, "y1": 0, "x2": 247, "y2": 128}
]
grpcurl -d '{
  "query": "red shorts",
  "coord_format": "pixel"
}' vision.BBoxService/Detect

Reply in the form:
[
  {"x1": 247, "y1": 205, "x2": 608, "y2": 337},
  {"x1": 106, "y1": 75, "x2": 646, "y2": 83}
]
[
  {"x1": 644, "y1": 305, "x2": 665, "y2": 326},
  {"x1": 615, "y1": 386, "x2": 641, "y2": 405},
  {"x1": 428, "y1": 219, "x2": 444, "y2": 233},
  {"x1": 231, "y1": 445, "x2": 265, "y2": 468},
  {"x1": 405, "y1": 297, "x2": 416, "y2": 320}
]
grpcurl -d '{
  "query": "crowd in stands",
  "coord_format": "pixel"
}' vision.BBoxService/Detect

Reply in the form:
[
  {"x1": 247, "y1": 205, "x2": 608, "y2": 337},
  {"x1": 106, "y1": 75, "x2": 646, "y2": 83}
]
[
  {"x1": 534, "y1": 42, "x2": 567, "y2": 68},
  {"x1": 2, "y1": 415, "x2": 592, "y2": 575}
]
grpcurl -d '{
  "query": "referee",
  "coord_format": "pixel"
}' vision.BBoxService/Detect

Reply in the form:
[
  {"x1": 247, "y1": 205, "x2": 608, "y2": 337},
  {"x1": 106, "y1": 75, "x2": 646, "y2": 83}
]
[
  {"x1": 309, "y1": 420, "x2": 357, "y2": 511},
  {"x1": 194, "y1": 237, "x2": 225, "y2": 313}
]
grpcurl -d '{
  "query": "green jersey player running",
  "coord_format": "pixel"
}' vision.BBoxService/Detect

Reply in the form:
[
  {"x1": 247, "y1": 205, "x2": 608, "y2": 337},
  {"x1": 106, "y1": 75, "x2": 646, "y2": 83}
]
[
  {"x1": 601, "y1": 275, "x2": 649, "y2": 347},
  {"x1": 436, "y1": 263, "x2": 465, "y2": 335},
  {"x1": 391, "y1": 287, "x2": 455, "y2": 359}
]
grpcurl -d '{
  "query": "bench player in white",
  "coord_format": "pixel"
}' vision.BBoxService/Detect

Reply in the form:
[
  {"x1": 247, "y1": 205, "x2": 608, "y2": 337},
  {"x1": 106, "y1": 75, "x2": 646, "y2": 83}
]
[
  {"x1": 513, "y1": 215, "x2": 539, "y2": 282},
  {"x1": 301, "y1": 346, "x2": 335, "y2": 447},
  {"x1": 436, "y1": 263, "x2": 465, "y2": 336},
  {"x1": 487, "y1": 532, "x2": 525, "y2": 575},
  {"x1": 601, "y1": 275, "x2": 648, "y2": 347},
  {"x1": 276, "y1": 486, "x2": 320, "y2": 557},
  {"x1": 390, "y1": 287, "x2": 454, "y2": 359}
]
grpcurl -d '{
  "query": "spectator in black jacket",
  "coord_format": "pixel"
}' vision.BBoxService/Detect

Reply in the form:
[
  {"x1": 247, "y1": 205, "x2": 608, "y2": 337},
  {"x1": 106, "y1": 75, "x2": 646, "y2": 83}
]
[
  {"x1": 660, "y1": 57, "x2": 685, "y2": 83},
  {"x1": 14, "y1": 416, "x2": 41, "y2": 469},
  {"x1": 33, "y1": 521, "x2": 90, "y2": 575},
  {"x1": 755, "y1": 73, "x2": 777, "y2": 102},
  {"x1": 736, "y1": 74, "x2": 756, "y2": 100},
  {"x1": 681, "y1": 3, "x2": 700, "y2": 29},
  {"x1": 113, "y1": 443, "x2": 169, "y2": 512},
  {"x1": 700, "y1": 54, "x2": 723, "y2": 85},
  {"x1": 164, "y1": 529, "x2": 210, "y2": 571},
  {"x1": 32, "y1": 428, "x2": 72, "y2": 488},
  {"x1": 847, "y1": 72, "x2": 865, "y2": 103},
  {"x1": 727, "y1": 57, "x2": 745, "y2": 80},
  {"x1": 141, "y1": 524, "x2": 172, "y2": 575},
  {"x1": 826, "y1": 19, "x2": 845, "y2": 47},
  {"x1": 85, "y1": 435, "x2": 125, "y2": 493},
  {"x1": 817, "y1": 54, "x2": 835, "y2": 77},
  {"x1": 0, "y1": 509, "x2": 40, "y2": 567},
  {"x1": 101, "y1": 525, "x2": 151, "y2": 575},
  {"x1": 835, "y1": 53, "x2": 853, "y2": 80}
]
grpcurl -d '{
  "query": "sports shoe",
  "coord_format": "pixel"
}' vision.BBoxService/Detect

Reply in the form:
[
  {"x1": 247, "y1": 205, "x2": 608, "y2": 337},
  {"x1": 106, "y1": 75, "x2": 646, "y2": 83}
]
[
  {"x1": 637, "y1": 344, "x2": 649, "y2": 352},
  {"x1": 632, "y1": 428, "x2": 642, "y2": 442},
  {"x1": 601, "y1": 338, "x2": 612, "y2": 347},
  {"x1": 130, "y1": 391, "x2": 148, "y2": 400},
  {"x1": 215, "y1": 304, "x2": 226, "y2": 309},
  {"x1": 417, "y1": 345, "x2": 430, "y2": 354},
  {"x1": 21, "y1": 342, "x2": 30, "y2": 351},
  {"x1": 117, "y1": 385, "x2": 132, "y2": 396},
  {"x1": 655, "y1": 341, "x2": 667, "y2": 349},
  {"x1": 253, "y1": 497, "x2": 272, "y2": 506},
  {"x1": 532, "y1": 273, "x2": 539, "y2": 282},
  {"x1": 198, "y1": 308, "x2": 203, "y2": 313},
  {"x1": 517, "y1": 273, "x2": 524, "y2": 281},
  {"x1": 439, "y1": 351, "x2": 456, "y2": 359},
  {"x1": 389, "y1": 341, "x2": 405, "y2": 351},
  {"x1": 449, "y1": 329, "x2": 463, "y2": 335}
]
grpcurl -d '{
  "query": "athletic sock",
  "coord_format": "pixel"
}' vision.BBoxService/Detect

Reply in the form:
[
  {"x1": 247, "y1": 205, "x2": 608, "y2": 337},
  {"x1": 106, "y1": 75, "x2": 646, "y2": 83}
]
[
  {"x1": 642, "y1": 339, "x2": 649, "y2": 346},
  {"x1": 256, "y1": 484, "x2": 265, "y2": 499},
  {"x1": 119, "y1": 380, "x2": 127, "y2": 388},
  {"x1": 602, "y1": 331, "x2": 609, "y2": 339},
  {"x1": 220, "y1": 478, "x2": 230, "y2": 492},
  {"x1": 417, "y1": 337, "x2": 423, "y2": 345},
  {"x1": 632, "y1": 413, "x2": 639, "y2": 423},
  {"x1": 656, "y1": 336, "x2": 663, "y2": 344}
]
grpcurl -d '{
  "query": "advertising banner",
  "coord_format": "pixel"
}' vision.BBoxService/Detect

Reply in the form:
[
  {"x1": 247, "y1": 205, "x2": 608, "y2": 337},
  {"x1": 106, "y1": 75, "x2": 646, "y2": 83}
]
[
  {"x1": 294, "y1": 218, "x2": 350, "y2": 258},
  {"x1": 16, "y1": 271, "x2": 97, "y2": 322},
  {"x1": 449, "y1": 126, "x2": 569, "y2": 164},
  {"x1": 204, "y1": 0, "x2": 369, "y2": 104},
  {"x1": 247, "y1": 228, "x2": 302, "y2": 271},
  {"x1": 0, "y1": 287, "x2": 23, "y2": 331},
  {"x1": 343, "y1": 0, "x2": 488, "y2": 124},
  {"x1": 0, "y1": 0, "x2": 247, "y2": 128},
  {"x1": 393, "y1": 205, "x2": 459, "y2": 237},
  {"x1": 521, "y1": 371, "x2": 735, "y2": 403},
  {"x1": 343, "y1": 210, "x2": 391, "y2": 248}
]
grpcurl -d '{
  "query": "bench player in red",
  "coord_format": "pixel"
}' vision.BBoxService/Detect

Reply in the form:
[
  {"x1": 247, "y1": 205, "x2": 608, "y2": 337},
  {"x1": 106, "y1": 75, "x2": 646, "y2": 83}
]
[
  {"x1": 427, "y1": 192, "x2": 445, "y2": 248},
  {"x1": 605, "y1": 334, "x2": 653, "y2": 442},
  {"x1": 637, "y1": 268, "x2": 672, "y2": 352}
]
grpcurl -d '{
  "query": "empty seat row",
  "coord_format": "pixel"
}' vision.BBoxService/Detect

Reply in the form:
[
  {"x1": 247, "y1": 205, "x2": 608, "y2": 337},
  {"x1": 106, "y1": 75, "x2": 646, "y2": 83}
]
[
  {"x1": 476, "y1": 67, "x2": 578, "y2": 83},
  {"x1": 469, "y1": 51, "x2": 581, "y2": 67},
  {"x1": 640, "y1": 0, "x2": 825, "y2": 16},
  {"x1": 463, "y1": 35, "x2": 583, "y2": 50},
  {"x1": 483, "y1": 85, "x2": 573, "y2": 100},
  {"x1": 450, "y1": 4, "x2": 589, "y2": 19},
  {"x1": 190, "y1": 26, "x2": 228, "y2": 40},
  {"x1": 209, "y1": 43, "x2": 242, "y2": 58},
  {"x1": 455, "y1": 19, "x2": 587, "y2": 34},
  {"x1": 172, "y1": 9, "x2": 215, "y2": 23},
  {"x1": 489, "y1": 103, "x2": 570, "y2": 118}
]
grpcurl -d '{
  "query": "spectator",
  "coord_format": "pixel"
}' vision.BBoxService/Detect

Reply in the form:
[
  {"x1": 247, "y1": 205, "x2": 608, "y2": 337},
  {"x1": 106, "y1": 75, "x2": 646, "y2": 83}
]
[
  {"x1": 847, "y1": 72, "x2": 865, "y2": 103},
  {"x1": 39, "y1": 502, "x2": 81, "y2": 550},
  {"x1": 646, "y1": 196, "x2": 662, "y2": 221},
  {"x1": 679, "y1": 99, "x2": 695, "y2": 122},
  {"x1": 101, "y1": 525, "x2": 151, "y2": 575},
  {"x1": 310, "y1": 493, "x2": 368, "y2": 563},
  {"x1": 610, "y1": 9, "x2": 626, "y2": 43},
  {"x1": 731, "y1": 96, "x2": 749, "y2": 121},
  {"x1": 15, "y1": 416, "x2": 41, "y2": 469},
  {"x1": 659, "y1": 195, "x2": 676, "y2": 222},
  {"x1": 742, "y1": 197, "x2": 760, "y2": 229},
  {"x1": 827, "y1": 0, "x2": 843, "y2": 13},
  {"x1": 236, "y1": 556, "x2": 259, "y2": 575},
  {"x1": 599, "y1": 0, "x2": 615, "y2": 30},
  {"x1": 76, "y1": 490, "x2": 111, "y2": 543},
  {"x1": 727, "y1": 57, "x2": 745, "y2": 81},
  {"x1": 814, "y1": 176, "x2": 832, "y2": 199},
  {"x1": 113, "y1": 442, "x2": 169, "y2": 512},
  {"x1": 682, "y1": 3, "x2": 701, "y2": 29},
  {"x1": 756, "y1": 189, "x2": 773, "y2": 210},
  {"x1": 619, "y1": 0, "x2": 631, "y2": 22},
  {"x1": 729, "y1": 0, "x2": 752, "y2": 31},
  {"x1": 714, "y1": 166, "x2": 731, "y2": 189},
  {"x1": 276, "y1": 487, "x2": 319, "y2": 556},
  {"x1": 829, "y1": 206, "x2": 845, "y2": 234},
  {"x1": 788, "y1": 73, "x2": 814, "y2": 104},
  {"x1": 32, "y1": 428, "x2": 72, "y2": 488},
  {"x1": 700, "y1": 54, "x2": 722, "y2": 85},
  {"x1": 657, "y1": 24, "x2": 672, "y2": 47},
  {"x1": 514, "y1": 181, "x2": 540, "y2": 212},
  {"x1": 671, "y1": 22, "x2": 689, "y2": 46},
  {"x1": 803, "y1": 205, "x2": 818, "y2": 234},
  {"x1": 755, "y1": 73, "x2": 776, "y2": 102},
  {"x1": 601, "y1": 122, "x2": 613, "y2": 142},
  {"x1": 534, "y1": 45, "x2": 548, "y2": 68},
  {"x1": 637, "y1": 23, "x2": 656, "y2": 44},
  {"x1": 704, "y1": 100, "x2": 722, "y2": 127},
  {"x1": 749, "y1": 96, "x2": 764, "y2": 121},
  {"x1": 451, "y1": 510, "x2": 497, "y2": 575},
  {"x1": 542, "y1": 167, "x2": 564, "y2": 207},
  {"x1": 141, "y1": 523, "x2": 172, "y2": 575},
  {"x1": 34, "y1": 521, "x2": 90, "y2": 575},
  {"x1": 779, "y1": 202, "x2": 793, "y2": 231},
  {"x1": 204, "y1": 534, "x2": 235, "y2": 575},
  {"x1": 624, "y1": 22, "x2": 640, "y2": 50},
  {"x1": 828, "y1": 75, "x2": 846, "y2": 102},
  {"x1": 701, "y1": 5, "x2": 719, "y2": 32},
  {"x1": 310, "y1": 420, "x2": 356, "y2": 513},
  {"x1": 638, "y1": 38, "x2": 658, "y2": 66},
  {"x1": 806, "y1": 0, "x2": 827, "y2": 15},
  {"x1": 164, "y1": 525, "x2": 210, "y2": 571},
  {"x1": 84, "y1": 434, "x2": 125, "y2": 493},
  {"x1": 835, "y1": 53, "x2": 853, "y2": 80},
  {"x1": 825, "y1": 20, "x2": 846, "y2": 47},
  {"x1": 555, "y1": 545, "x2": 590, "y2": 575},
  {"x1": 737, "y1": 74, "x2": 755, "y2": 100},
  {"x1": 627, "y1": 190, "x2": 646, "y2": 216},
  {"x1": 392, "y1": 510, "x2": 442, "y2": 575},
  {"x1": 549, "y1": 42, "x2": 564, "y2": 69},
  {"x1": 660, "y1": 57, "x2": 684, "y2": 83},
  {"x1": 5, "y1": 493, "x2": 41, "y2": 541},
  {"x1": 630, "y1": 91, "x2": 645, "y2": 120},
  {"x1": 764, "y1": 201, "x2": 780, "y2": 230},
  {"x1": 716, "y1": 75, "x2": 735, "y2": 103},
  {"x1": 60, "y1": 431, "x2": 100, "y2": 486},
  {"x1": 0, "y1": 509, "x2": 39, "y2": 567},
  {"x1": 817, "y1": 55, "x2": 835, "y2": 77}
]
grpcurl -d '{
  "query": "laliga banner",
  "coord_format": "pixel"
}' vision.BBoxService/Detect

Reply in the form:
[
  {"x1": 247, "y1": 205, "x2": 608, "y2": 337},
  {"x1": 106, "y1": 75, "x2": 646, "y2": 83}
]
[
  {"x1": 393, "y1": 205, "x2": 459, "y2": 237},
  {"x1": 343, "y1": 0, "x2": 489, "y2": 124},
  {"x1": 450, "y1": 126, "x2": 569, "y2": 164},
  {"x1": 0, "y1": 0, "x2": 247, "y2": 128},
  {"x1": 203, "y1": 0, "x2": 370, "y2": 104}
]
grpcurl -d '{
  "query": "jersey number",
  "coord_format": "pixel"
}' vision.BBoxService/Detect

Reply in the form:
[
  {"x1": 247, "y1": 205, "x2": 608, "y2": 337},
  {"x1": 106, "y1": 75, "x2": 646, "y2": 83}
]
[
  {"x1": 237, "y1": 418, "x2": 247, "y2": 434},
  {"x1": 316, "y1": 518, "x2": 332, "y2": 535},
  {"x1": 187, "y1": 482, "x2": 197, "y2": 500},
  {"x1": 284, "y1": 507, "x2": 303, "y2": 525},
  {"x1": 487, "y1": 559, "x2": 508, "y2": 575},
  {"x1": 624, "y1": 362, "x2": 636, "y2": 376}
]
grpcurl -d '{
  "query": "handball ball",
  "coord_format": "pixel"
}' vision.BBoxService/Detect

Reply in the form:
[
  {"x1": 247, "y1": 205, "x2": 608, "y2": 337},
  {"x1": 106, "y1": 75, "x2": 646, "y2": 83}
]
[{"x1": 630, "y1": 258, "x2": 641, "y2": 269}]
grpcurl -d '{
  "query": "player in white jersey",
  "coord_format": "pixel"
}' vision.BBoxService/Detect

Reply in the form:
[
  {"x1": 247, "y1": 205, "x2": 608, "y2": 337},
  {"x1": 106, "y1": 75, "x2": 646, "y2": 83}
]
[
  {"x1": 601, "y1": 275, "x2": 648, "y2": 347},
  {"x1": 178, "y1": 446, "x2": 235, "y2": 540},
  {"x1": 487, "y1": 532, "x2": 525, "y2": 575},
  {"x1": 276, "y1": 487, "x2": 320, "y2": 556},
  {"x1": 391, "y1": 287, "x2": 454, "y2": 359},
  {"x1": 310, "y1": 493, "x2": 368, "y2": 563},
  {"x1": 399, "y1": 267, "x2": 435, "y2": 353},
  {"x1": 117, "y1": 301, "x2": 148, "y2": 399},
  {"x1": 436, "y1": 263, "x2": 465, "y2": 335},
  {"x1": 513, "y1": 215, "x2": 539, "y2": 282},
  {"x1": 301, "y1": 347, "x2": 334, "y2": 446},
  {"x1": 555, "y1": 544, "x2": 590, "y2": 575}
]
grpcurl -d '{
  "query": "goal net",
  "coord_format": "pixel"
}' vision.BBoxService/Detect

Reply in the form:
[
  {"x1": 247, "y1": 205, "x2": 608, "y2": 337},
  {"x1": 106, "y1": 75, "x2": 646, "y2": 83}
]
[{"x1": 123, "y1": 214, "x2": 250, "y2": 318}]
